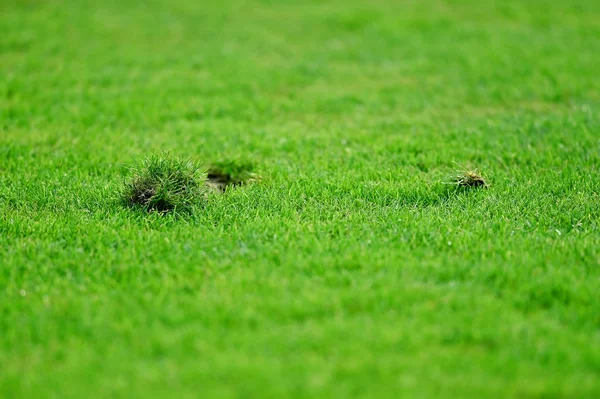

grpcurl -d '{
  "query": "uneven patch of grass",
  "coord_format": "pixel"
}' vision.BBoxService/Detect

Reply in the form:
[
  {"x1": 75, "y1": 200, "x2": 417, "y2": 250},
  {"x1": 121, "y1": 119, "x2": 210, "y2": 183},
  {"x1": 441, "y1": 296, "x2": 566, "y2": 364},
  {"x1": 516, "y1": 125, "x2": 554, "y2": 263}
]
[
  {"x1": 121, "y1": 153, "x2": 207, "y2": 214},
  {"x1": 1, "y1": 0, "x2": 600, "y2": 398},
  {"x1": 451, "y1": 167, "x2": 488, "y2": 188},
  {"x1": 206, "y1": 160, "x2": 259, "y2": 192}
]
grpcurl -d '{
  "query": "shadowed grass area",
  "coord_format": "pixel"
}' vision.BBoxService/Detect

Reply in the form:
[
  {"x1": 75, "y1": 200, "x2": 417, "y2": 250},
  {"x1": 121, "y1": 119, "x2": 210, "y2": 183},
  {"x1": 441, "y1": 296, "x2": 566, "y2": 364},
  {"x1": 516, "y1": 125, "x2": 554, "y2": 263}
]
[{"x1": 206, "y1": 159, "x2": 259, "y2": 192}]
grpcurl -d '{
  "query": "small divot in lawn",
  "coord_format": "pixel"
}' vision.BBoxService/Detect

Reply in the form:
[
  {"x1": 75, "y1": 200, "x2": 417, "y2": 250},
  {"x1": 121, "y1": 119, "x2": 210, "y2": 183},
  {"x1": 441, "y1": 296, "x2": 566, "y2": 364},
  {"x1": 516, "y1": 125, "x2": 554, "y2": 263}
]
[{"x1": 206, "y1": 160, "x2": 258, "y2": 193}]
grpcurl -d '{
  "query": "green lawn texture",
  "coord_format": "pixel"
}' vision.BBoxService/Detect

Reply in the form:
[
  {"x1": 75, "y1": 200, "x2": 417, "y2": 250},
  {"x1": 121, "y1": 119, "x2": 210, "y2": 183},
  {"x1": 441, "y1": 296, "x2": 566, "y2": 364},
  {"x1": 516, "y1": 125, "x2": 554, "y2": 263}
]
[{"x1": 1, "y1": 0, "x2": 599, "y2": 397}]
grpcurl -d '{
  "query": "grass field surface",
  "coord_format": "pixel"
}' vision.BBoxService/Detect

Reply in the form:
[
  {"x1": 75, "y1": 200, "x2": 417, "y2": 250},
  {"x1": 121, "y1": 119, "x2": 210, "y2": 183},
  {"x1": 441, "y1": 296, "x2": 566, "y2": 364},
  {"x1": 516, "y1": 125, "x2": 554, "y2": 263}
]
[{"x1": 1, "y1": 0, "x2": 600, "y2": 397}]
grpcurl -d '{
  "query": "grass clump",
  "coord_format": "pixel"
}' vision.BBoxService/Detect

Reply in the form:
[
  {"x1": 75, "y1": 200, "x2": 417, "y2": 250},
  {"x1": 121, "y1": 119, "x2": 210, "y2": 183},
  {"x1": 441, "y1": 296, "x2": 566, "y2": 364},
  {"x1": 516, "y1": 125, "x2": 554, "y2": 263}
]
[
  {"x1": 206, "y1": 159, "x2": 259, "y2": 192},
  {"x1": 450, "y1": 167, "x2": 488, "y2": 188},
  {"x1": 121, "y1": 153, "x2": 208, "y2": 214}
]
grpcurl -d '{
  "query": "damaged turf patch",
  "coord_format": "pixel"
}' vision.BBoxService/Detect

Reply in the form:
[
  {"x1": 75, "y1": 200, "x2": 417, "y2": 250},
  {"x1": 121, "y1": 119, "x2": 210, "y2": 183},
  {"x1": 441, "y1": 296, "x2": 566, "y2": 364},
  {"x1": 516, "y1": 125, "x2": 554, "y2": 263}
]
[
  {"x1": 450, "y1": 167, "x2": 488, "y2": 188},
  {"x1": 206, "y1": 160, "x2": 258, "y2": 192},
  {"x1": 121, "y1": 153, "x2": 208, "y2": 214}
]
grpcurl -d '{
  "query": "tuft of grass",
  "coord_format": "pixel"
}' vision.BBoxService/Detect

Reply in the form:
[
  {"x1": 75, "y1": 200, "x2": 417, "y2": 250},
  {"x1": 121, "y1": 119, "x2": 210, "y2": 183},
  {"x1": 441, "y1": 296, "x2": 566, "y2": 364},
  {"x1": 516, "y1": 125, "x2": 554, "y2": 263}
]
[
  {"x1": 121, "y1": 153, "x2": 208, "y2": 214},
  {"x1": 206, "y1": 159, "x2": 259, "y2": 192},
  {"x1": 450, "y1": 167, "x2": 488, "y2": 188}
]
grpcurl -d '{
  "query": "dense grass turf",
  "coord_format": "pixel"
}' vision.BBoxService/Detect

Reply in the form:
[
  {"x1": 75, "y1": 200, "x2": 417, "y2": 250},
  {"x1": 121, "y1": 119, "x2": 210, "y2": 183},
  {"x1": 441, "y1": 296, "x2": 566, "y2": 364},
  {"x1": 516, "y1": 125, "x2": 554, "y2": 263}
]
[{"x1": 1, "y1": 0, "x2": 600, "y2": 397}]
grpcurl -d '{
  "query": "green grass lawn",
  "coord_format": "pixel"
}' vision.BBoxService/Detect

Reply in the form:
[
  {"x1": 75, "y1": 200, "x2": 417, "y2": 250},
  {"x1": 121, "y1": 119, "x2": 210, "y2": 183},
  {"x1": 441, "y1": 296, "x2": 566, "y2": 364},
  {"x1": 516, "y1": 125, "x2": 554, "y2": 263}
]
[{"x1": 1, "y1": 0, "x2": 600, "y2": 397}]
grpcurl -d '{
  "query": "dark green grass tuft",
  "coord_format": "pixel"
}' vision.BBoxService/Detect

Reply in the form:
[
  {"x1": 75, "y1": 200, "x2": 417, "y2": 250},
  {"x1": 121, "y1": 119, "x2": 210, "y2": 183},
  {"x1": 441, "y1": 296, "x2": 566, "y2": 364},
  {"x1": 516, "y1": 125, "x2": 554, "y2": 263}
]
[
  {"x1": 121, "y1": 153, "x2": 208, "y2": 214},
  {"x1": 206, "y1": 159, "x2": 259, "y2": 192}
]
